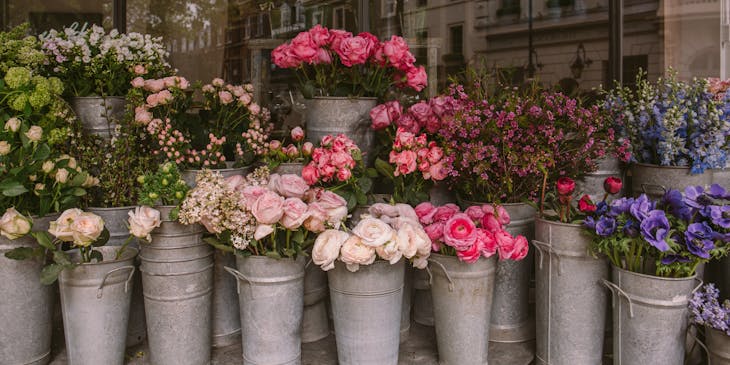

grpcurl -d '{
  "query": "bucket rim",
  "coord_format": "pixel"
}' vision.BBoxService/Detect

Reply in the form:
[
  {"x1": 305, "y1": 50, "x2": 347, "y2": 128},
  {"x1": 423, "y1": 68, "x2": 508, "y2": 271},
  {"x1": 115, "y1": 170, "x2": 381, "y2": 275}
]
[
  {"x1": 183, "y1": 165, "x2": 252, "y2": 174},
  {"x1": 630, "y1": 162, "x2": 699, "y2": 171},
  {"x1": 534, "y1": 216, "x2": 583, "y2": 228},
  {"x1": 612, "y1": 263, "x2": 697, "y2": 282},
  {"x1": 307, "y1": 96, "x2": 378, "y2": 101},
  {"x1": 87, "y1": 205, "x2": 137, "y2": 212},
  {"x1": 70, "y1": 246, "x2": 138, "y2": 266},
  {"x1": 69, "y1": 95, "x2": 126, "y2": 100}
]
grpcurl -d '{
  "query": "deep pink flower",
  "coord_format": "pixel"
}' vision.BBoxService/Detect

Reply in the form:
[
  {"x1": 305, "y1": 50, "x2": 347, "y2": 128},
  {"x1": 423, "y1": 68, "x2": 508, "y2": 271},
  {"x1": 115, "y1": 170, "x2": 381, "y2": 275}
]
[
  {"x1": 335, "y1": 36, "x2": 372, "y2": 67},
  {"x1": 443, "y1": 213, "x2": 478, "y2": 250},
  {"x1": 456, "y1": 241, "x2": 481, "y2": 263}
]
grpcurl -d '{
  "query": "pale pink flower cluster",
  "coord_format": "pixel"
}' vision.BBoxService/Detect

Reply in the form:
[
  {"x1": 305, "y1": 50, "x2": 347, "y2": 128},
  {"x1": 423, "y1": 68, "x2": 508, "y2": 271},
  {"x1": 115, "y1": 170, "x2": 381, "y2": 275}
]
[
  {"x1": 201, "y1": 79, "x2": 257, "y2": 110},
  {"x1": 302, "y1": 134, "x2": 360, "y2": 185},
  {"x1": 238, "y1": 119, "x2": 273, "y2": 158},
  {"x1": 148, "y1": 118, "x2": 191, "y2": 166},
  {"x1": 48, "y1": 209, "x2": 105, "y2": 248},
  {"x1": 266, "y1": 127, "x2": 313, "y2": 164},
  {"x1": 312, "y1": 203, "x2": 431, "y2": 272},
  {"x1": 187, "y1": 134, "x2": 228, "y2": 168},
  {"x1": 415, "y1": 202, "x2": 529, "y2": 263},
  {"x1": 389, "y1": 128, "x2": 447, "y2": 181},
  {"x1": 131, "y1": 75, "x2": 190, "y2": 114}
]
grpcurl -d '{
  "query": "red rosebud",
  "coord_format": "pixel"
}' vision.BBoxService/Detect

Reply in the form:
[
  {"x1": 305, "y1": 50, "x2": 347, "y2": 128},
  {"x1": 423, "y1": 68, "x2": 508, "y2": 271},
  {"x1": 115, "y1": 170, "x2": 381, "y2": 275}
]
[
  {"x1": 578, "y1": 194, "x2": 596, "y2": 213},
  {"x1": 603, "y1": 177, "x2": 622, "y2": 195},
  {"x1": 556, "y1": 177, "x2": 576, "y2": 196}
]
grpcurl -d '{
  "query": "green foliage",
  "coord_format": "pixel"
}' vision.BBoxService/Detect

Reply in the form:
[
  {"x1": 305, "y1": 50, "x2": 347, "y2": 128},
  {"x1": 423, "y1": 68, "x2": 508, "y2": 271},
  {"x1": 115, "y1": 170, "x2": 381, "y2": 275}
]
[{"x1": 137, "y1": 162, "x2": 189, "y2": 207}]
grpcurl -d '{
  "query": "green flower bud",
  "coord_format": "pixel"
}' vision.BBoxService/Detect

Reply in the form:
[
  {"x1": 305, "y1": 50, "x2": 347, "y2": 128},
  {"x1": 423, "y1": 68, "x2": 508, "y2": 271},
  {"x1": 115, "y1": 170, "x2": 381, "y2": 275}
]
[
  {"x1": 137, "y1": 175, "x2": 146, "y2": 184},
  {"x1": 175, "y1": 191, "x2": 184, "y2": 200},
  {"x1": 4, "y1": 67, "x2": 31, "y2": 89},
  {"x1": 161, "y1": 178, "x2": 169, "y2": 186},
  {"x1": 9, "y1": 94, "x2": 28, "y2": 111},
  {"x1": 148, "y1": 192, "x2": 159, "y2": 200},
  {"x1": 161, "y1": 162, "x2": 172, "y2": 174},
  {"x1": 28, "y1": 89, "x2": 51, "y2": 108}
]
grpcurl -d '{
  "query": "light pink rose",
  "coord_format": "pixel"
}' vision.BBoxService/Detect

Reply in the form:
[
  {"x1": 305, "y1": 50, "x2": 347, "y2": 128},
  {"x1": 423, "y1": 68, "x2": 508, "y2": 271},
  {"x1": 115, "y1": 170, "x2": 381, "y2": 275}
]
[
  {"x1": 251, "y1": 191, "x2": 284, "y2": 224},
  {"x1": 239, "y1": 93, "x2": 252, "y2": 105},
  {"x1": 178, "y1": 77, "x2": 190, "y2": 89},
  {"x1": 495, "y1": 230, "x2": 516, "y2": 260},
  {"x1": 376, "y1": 232, "x2": 403, "y2": 264},
  {"x1": 242, "y1": 185, "x2": 268, "y2": 209},
  {"x1": 415, "y1": 202, "x2": 437, "y2": 225},
  {"x1": 143, "y1": 79, "x2": 165, "y2": 92},
  {"x1": 70, "y1": 212, "x2": 105, "y2": 247},
  {"x1": 133, "y1": 65, "x2": 146, "y2": 75},
  {"x1": 312, "y1": 229, "x2": 349, "y2": 271},
  {"x1": 495, "y1": 205, "x2": 511, "y2": 225},
  {"x1": 393, "y1": 150, "x2": 417, "y2": 176},
  {"x1": 146, "y1": 93, "x2": 160, "y2": 107},
  {"x1": 340, "y1": 235, "x2": 377, "y2": 272},
  {"x1": 510, "y1": 235, "x2": 529, "y2": 260},
  {"x1": 476, "y1": 228, "x2": 498, "y2": 258},
  {"x1": 335, "y1": 36, "x2": 371, "y2": 67},
  {"x1": 48, "y1": 208, "x2": 82, "y2": 242},
  {"x1": 406, "y1": 66, "x2": 428, "y2": 92},
  {"x1": 212, "y1": 78, "x2": 225, "y2": 87},
  {"x1": 291, "y1": 126, "x2": 305, "y2": 142},
  {"x1": 434, "y1": 204, "x2": 460, "y2": 222},
  {"x1": 135, "y1": 108, "x2": 152, "y2": 125},
  {"x1": 456, "y1": 242, "x2": 481, "y2": 263},
  {"x1": 302, "y1": 142, "x2": 314, "y2": 156},
  {"x1": 409, "y1": 101, "x2": 432, "y2": 124},
  {"x1": 219, "y1": 91, "x2": 234, "y2": 104},
  {"x1": 254, "y1": 224, "x2": 274, "y2": 240},
  {"x1": 271, "y1": 174, "x2": 309, "y2": 199},
  {"x1": 128, "y1": 206, "x2": 161, "y2": 242},
  {"x1": 279, "y1": 198, "x2": 309, "y2": 229},
  {"x1": 428, "y1": 161, "x2": 448, "y2": 181},
  {"x1": 465, "y1": 206, "x2": 486, "y2": 221},
  {"x1": 162, "y1": 76, "x2": 177, "y2": 87},
  {"x1": 303, "y1": 202, "x2": 327, "y2": 233},
  {"x1": 395, "y1": 204, "x2": 420, "y2": 223},
  {"x1": 131, "y1": 77, "x2": 145, "y2": 88},
  {"x1": 368, "y1": 203, "x2": 400, "y2": 218},
  {"x1": 443, "y1": 213, "x2": 477, "y2": 250},
  {"x1": 224, "y1": 175, "x2": 246, "y2": 191},
  {"x1": 352, "y1": 217, "x2": 394, "y2": 247},
  {"x1": 427, "y1": 146, "x2": 444, "y2": 164},
  {"x1": 0, "y1": 208, "x2": 31, "y2": 240},
  {"x1": 316, "y1": 190, "x2": 347, "y2": 209}
]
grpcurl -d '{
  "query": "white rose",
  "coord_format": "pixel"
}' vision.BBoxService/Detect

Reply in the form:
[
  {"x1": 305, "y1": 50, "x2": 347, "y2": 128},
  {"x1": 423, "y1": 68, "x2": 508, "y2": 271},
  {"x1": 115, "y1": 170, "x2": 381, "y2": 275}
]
[
  {"x1": 312, "y1": 229, "x2": 349, "y2": 271},
  {"x1": 128, "y1": 206, "x2": 161, "y2": 242},
  {"x1": 48, "y1": 208, "x2": 83, "y2": 242},
  {"x1": 55, "y1": 168, "x2": 69, "y2": 184},
  {"x1": 340, "y1": 235, "x2": 377, "y2": 272},
  {"x1": 352, "y1": 217, "x2": 394, "y2": 247},
  {"x1": 41, "y1": 161, "x2": 54, "y2": 174},
  {"x1": 4, "y1": 117, "x2": 20, "y2": 132},
  {"x1": 25, "y1": 125, "x2": 42, "y2": 142},
  {"x1": 70, "y1": 212, "x2": 104, "y2": 247},
  {"x1": 396, "y1": 222, "x2": 431, "y2": 259},
  {"x1": 412, "y1": 255, "x2": 428, "y2": 269},
  {"x1": 0, "y1": 208, "x2": 32, "y2": 240},
  {"x1": 0, "y1": 141, "x2": 10, "y2": 155},
  {"x1": 375, "y1": 232, "x2": 403, "y2": 264}
]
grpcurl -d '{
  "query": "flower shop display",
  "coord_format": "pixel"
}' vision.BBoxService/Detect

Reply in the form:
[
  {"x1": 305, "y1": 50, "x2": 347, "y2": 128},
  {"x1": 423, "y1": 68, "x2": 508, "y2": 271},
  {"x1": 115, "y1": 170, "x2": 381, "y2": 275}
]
[
  {"x1": 689, "y1": 283, "x2": 730, "y2": 364},
  {"x1": 605, "y1": 71, "x2": 728, "y2": 197},
  {"x1": 414, "y1": 201, "x2": 527, "y2": 365},
  {"x1": 586, "y1": 184, "x2": 730, "y2": 365},
  {"x1": 272, "y1": 25, "x2": 428, "y2": 164},
  {"x1": 532, "y1": 177, "x2": 619, "y2": 364},
  {"x1": 311, "y1": 203, "x2": 430, "y2": 365},
  {"x1": 267, "y1": 126, "x2": 311, "y2": 175}
]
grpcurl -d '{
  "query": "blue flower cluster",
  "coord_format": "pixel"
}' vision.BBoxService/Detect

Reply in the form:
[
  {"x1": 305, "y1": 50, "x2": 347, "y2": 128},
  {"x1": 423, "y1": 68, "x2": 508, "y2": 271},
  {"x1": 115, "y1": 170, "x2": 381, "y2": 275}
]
[
  {"x1": 689, "y1": 283, "x2": 730, "y2": 335},
  {"x1": 605, "y1": 72, "x2": 730, "y2": 174},
  {"x1": 585, "y1": 184, "x2": 730, "y2": 277}
]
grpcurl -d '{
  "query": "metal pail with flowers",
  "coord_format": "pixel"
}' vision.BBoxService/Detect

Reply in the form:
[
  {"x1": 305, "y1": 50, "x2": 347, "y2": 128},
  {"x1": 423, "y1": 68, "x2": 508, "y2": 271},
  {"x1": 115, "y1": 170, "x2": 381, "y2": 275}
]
[
  {"x1": 630, "y1": 163, "x2": 712, "y2": 200},
  {"x1": 302, "y1": 260, "x2": 329, "y2": 343},
  {"x1": 577, "y1": 156, "x2": 625, "y2": 201},
  {"x1": 69, "y1": 96, "x2": 126, "y2": 139}
]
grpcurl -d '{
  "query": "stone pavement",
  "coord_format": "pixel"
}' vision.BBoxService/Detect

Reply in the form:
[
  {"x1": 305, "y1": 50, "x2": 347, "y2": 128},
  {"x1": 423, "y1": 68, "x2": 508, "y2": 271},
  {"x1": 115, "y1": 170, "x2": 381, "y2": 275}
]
[{"x1": 49, "y1": 323, "x2": 537, "y2": 365}]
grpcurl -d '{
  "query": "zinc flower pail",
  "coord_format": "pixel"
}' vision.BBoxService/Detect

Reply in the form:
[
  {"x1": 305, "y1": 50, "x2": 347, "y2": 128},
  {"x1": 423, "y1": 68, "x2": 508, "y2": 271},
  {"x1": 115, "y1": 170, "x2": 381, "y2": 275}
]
[
  {"x1": 273, "y1": 162, "x2": 305, "y2": 176},
  {"x1": 328, "y1": 259, "x2": 405, "y2": 365},
  {"x1": 88, "y1": 206, "x2": 147, "y2": 347},
  {"x1": 630, "y1": 163, "x2": 712, "y2": 200},
  {"x1": 707, "y1": 327, "x2": 730, "y2": 365},
  {"x1": 211, "y1": 250, "x2": 241, "y2": 347},
  {"x1": 70, "y1": 96, "x2": 126, "y2": 139},
  {"x1": 429, "y1": 253, "x2": 497, "y2": 365},
  {"x1": 603, "y1": 265, "x2": 700, "y2": 365},
  {"x1": 182, "y1": 165, "x2": 251, "y2": 188},
  {"x1": 533, "y1": 218, "x2": 609, "y2": 365},
  {"x1": 413, "y1": 268, "x2": 435, "y2": 326},
  {"x1": 576, "y1": 156, "x2": 625, "y2": 201},
  {"x1": 140, "y1": 206, "x2": 213, "y2": 365},
  {"x1": 58, "y1": 246, "x2": 137, "y2": 365},
  {"x1": 0, "y1": 215, "x2": 57, "y2": 365},
  {"x1": 302, "y1": 260, "x2": 330, "y2": 343},
  {"x1": 226, "y1": 255, "x2": 305, "y2": 365}
]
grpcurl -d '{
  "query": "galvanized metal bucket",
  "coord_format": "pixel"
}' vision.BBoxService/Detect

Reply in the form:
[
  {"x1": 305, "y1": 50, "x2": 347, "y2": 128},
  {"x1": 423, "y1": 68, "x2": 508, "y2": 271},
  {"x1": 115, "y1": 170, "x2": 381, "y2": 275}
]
[
  {"x1": 59, "y1": 246, "x2": 137, "y2": 365},
  {"x1": 429, "y1": 181, "x2": 456, "y2": 206},
  {"x1": 707, "y1": 327, "x2": 730, "y2": 365},
  {"x1": 226, "y1": 255, "x2": 305, "y2": 365},
  {"x1": 302, "y1": 260, "x2": 330, "y2": 343},
  {"x1": 401, "y1": 264, "x2": 414, "y2": 343},
  {"x1": 304, "y1": 97, "x2": 377, "y2": 165},
  {"x1": 429, "y1": 253, "x2": 497, "y2": 365},
  {"x1": 576, "y1": 156, "x2": 624, "y2": 201},
  {"x1": 630, "y1": 163, "x2": 712, "y2": 199},
  {"x1": 711, "y1": 161, "x2": 730, "y2": 187},
  {"x1": 88, "y1": 206, "x2": 147, "y2": 347},
  {"x1": 0, "y1": 215, "x2": 56, "y2": 365},
  {"x1": 273, "y1": 162, "x2": 304, "y2": 176},
  {"x1": 212, "y1": 250, "x2": 241, "y2": 347},
  {"x1": 413, "y1": 268, "x2": 435, "y2": 326},
  {"x1": 69, "y1": 96, "x2": 126, "y2": 139},
  {"x1": 328, "y1": 259, "x2": 405, "y2": 365},
  {"x1": 182, "y1": 165, "x2": 251, "y2": 188},
  {"x1": 533, "y1": 218, "x2": 609, "y2": 365},
  {"x1": 140, "y1": 206, "x2": 213, "y2": 365},
  {"x1": 603, "y1": 265, "x2": 700, "y2": 365}
]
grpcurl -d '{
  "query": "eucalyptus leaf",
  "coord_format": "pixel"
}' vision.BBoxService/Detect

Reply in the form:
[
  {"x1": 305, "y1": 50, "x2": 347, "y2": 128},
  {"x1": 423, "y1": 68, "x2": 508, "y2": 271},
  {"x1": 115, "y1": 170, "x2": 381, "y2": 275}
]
[
  {"x1": 40, "y1": 263, "x2": 65, "y2": 285},
  {"x1": 32, "y1": 231, "x2": 55, "y2": 250},
  {"x1": 93, "y1": 228, "x2": 110, "y2": 247},
  {"x1": 4, "y1": 246, "x2": 39, "y2": 260}
]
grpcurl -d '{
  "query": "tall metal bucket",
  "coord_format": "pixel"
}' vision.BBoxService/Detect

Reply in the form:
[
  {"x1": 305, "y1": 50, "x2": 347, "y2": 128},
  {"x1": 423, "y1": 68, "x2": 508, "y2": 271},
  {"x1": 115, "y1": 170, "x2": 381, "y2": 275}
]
[
  {"x1": 226, "y1": 255, "x2": 305, "y2": 365},
  {"x1": 576, "y1": 156, "x2": 625, "y2": 201},
  {"x1": 140, "y1": 206, "x2": 213, "y2": 365},
  {"x1": 328, "y1": 259, "x2": 405, "y2": 365},
  {"x1": 533, "y1": 218, "x2": 609, "y2": 364},
  {"x1": 413, "y1": 268, "x2": 435, "y2": 326},
  {"x1": 69, "y1": 96, "x2": 126, "y2": 139},
  {"x1": 88, "y1": 206, "x2": 147, "y2": 347},
  {"x1": 304, "y1": 97, "x2": 377, "y2": 165},
  {"x1": 401, "y1": 265, "x2": 414, "y2": 343},
  {"x1": 490, "y1": 203, "x2": 535, "y2": 343},
  {"x1": 181, "y1": 165, "x2": 251, "y2": 188},
  {"x1": 273, "y1": 162, "x2": 304, "y2": 176},
  {"x1": 59, "y1": 246, "x2": 137, "y2": 365},
  {"x1": 302, "y1": 261, "x2": 330, "y2": 343},
  {"x1": 0, "y1": 215, "x2": 56, "y2": 365},
  {"x1": 603, "y1": 265, "x2": 699, "y2": 365},
  {"x1": 212, "y1": 250, "x2": 241, "y2": 347},
  {"x1": 429, "y1": 253, "x2": 497, "y2": 365},
  {"x1": 630, "y1": 163, "x2": 712, "y2": 199},
  {"x1": 707, "y1": 327, "x2": 730, "y2": 365}
]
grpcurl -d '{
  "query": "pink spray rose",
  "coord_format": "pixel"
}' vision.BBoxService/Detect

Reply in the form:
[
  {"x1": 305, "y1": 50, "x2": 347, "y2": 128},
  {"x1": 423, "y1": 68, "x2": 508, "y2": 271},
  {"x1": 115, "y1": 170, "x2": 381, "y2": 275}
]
[
  {"x1": 302, "y1": 164, "x2": 320, "y2": 185},
  {"x1": 251, "y1": 191, "x2": 285, "y2": 225},
  {"x1": 131, "y1": 77, "x2": 145, "y2": 88},
  {"x1": 280, "y1": 198, "x2": 310, "y2": 230},
  {"x1": 443, "y1": 213, "x2": 477, "y2": 250}
]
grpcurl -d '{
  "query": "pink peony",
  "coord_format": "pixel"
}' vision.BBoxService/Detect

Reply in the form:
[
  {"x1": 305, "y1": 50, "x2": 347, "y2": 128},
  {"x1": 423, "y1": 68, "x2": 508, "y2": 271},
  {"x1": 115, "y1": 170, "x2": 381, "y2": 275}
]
[
  {"x1": 415, "y1": 202, "x2": 437, "y2": 225},
  {"x1": 280, "y1": 198, "x2": 310, "y2": 230},
  {"x1": 133, "y1": 65, "x2": 146, "y2": 75},
  {"x1": 443, "y1": 213, "x2": 477, "y2": 250},
  {"x1": 495, "y1": 230, "x2": 516, "y2": 260},
  {"x1": 433, "y1": 203, "x2": 460, "y2": 222},
  {"x1": 308, "y1": 25, "x2": 331, "y2": 46},
  {"x1": 464, "y1": 206, "x2": 486, "y2": 221},
  {"x1": 336, "y1": 36, "x2": 372, "y2": 67},
  {"x1": 456, "y1": 242, "x2": 481, "y2": 263}
]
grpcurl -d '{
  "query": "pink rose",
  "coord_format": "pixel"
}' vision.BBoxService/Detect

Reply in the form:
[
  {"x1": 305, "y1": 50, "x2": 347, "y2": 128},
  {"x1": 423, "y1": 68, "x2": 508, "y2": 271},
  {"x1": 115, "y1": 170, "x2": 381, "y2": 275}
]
[
  {"x1": 495, "y1": 230, "x2": 516, "y2": 260},
  {"x1": 251, "y1": 191, "x2": 285, "y2": 225},
  {"x1": 395, "y1": 114, "x2": 420, "y2": 134},
  {"x1": 163, "y1": 76, "x2": 177, "y2": 88},
  {"x1": 146, "y1": 93, "x2": 160, "y2": 107},
  {"x1": 317, "y1": 190, "x2": 347, "y2": 209},
  {"x1": 131, "y1": 77, "x2": 145, "y2": 88},
  {"x1": 303, "y1": 202, "x2": 327, "y2": 233},
  {"x1": 370, "y1": 103, "x2": 392, "y2": 130},
  {"x1": 415, "y1": 202, "x2": 437, "y2": 225},
  {"x1": 328, "y1": 29, "x2": 353, "y2": 52},
  {"x1": 427, "y1": 146, "x2": 444, "y2": 164},
  {"x1": 464, "y1": 206, "x2": 486, "y2": 221},
  {"x1": 406, "y1": 66, "x2": 428, "y2": 92},
  {"x1": 271, "y1": 174, "x2": 309, "y2": 198},
  {"x1": 409, "y1": 101, "x2": 432, "y2": 124},
  {"x1": 424, "y1": 116, "x2": 441, "y2": 134},
  {"x1": 456, "y1": 242, "x2": 481, "y2": 264},
  {"x1": 212, "y1": 78, "x2": 225, "y2": 87},
  {"x1": 290, "y1": 32, "x2": 318, "y2": 63},
  {"x1": 219, "y1": 91, "x2": 233, "y2": 104},
  {"x1": 302, "y1": 142, "x2": 314, "y2": 156},
  {"x1": 476, "y1": 228, "x2": 498, "y2": 258},
  {"x1": 430, "y1": 96, "x2": 450, "y2": 117},
  {"x1": 178, "y1": 77, "x2": 190, "y2": 89},
  {"x1": 224, "y1": 175, "x2": 246, "y2": 191},
  {"x1": 481, "y1": 213, "x2": 502, "y2": 231},
  {"x1": 428, "y1": 161, "x2": 448, "y2": 181},
  {"x1": 336, "y1": 168, "x2": 351, "y2": 182},
  {"x1": 291, "y1": 126, "x2": 305, "y2": 142},
  {"x1": 302, "y1": 163, "x2": 319, "y2": 185},
  {"x1": 242, "y1": 185, "x2": 269, "y2": 210},
  {"x1": 127, "y1": 206, "x2": 161, "y2": 242},
  {"x1": 272, "y1": 44, "x2": 299, "y2": 68},
  {"x1": 443, "y1": 213, "x2": 477, "y2": 250},
  {"x1": 135, "y1": 107, "x2": 152, "y2": 125},
  {"x1": 393, "y1": 150, "x2": 417, "y2": 176},
  {"x1": 239, "y1": 93, "x2": 252, "y2": 105},
  {"x1": 510, "y1": 235, "x2": 529, "y2": 260},
  {"x1": 433, "y1": 203, "x2": 460, "y2": 222},
  {"x1": 356, "y1": 32, "x2": 380, "y2": 57},
  {"x1": 340, "y1": 235, "x2": 377, "y2": 272},
  {"x1": 335, "y1": 36, "x2": 371, "y2": 67},
  {"x1": 309, "y1": 25, "x2": 331, "y2": 46},
  {"x1": 157, "y1": 90, "x2": 173, "y2": 104},
  {"x1": 312, "y1": 229, "x2": 349, "y2": 271},
  {"x1": 382, "y1": 35, "x2": 415, "y2": 70},
  {"x1": 314, "y1": 48, "x2": 332, "y2": 65},
  {"x1": 254, "y1": 224, "x2": 274, "y2": 240},
  {"x1": 143, "y1": 79, "x2": 165, "y2": 92},
  {"x1": 280, "y1": 198, "x2": 310, "y2": 229},
  {"x1": 495, "y1": 205, "x2": 511, "y2": 225}
]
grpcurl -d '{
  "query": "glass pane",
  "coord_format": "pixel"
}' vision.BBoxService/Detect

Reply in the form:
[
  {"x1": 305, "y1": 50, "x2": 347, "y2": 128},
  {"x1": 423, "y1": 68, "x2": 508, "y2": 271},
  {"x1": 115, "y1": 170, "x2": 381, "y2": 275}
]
[{"x1": 5, "y1": 0, "x2": 113, "y2": 33}]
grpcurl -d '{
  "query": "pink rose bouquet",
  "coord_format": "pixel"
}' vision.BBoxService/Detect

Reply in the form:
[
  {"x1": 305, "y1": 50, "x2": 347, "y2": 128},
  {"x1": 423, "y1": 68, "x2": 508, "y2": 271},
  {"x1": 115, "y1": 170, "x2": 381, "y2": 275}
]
[
  {"x1": 302, "y1": 134, "x2": 377, "y2": 210},
  {"x1": 312, "y1": 203, "x2": 431, "y2": 272},
  {"x1": 271, "y1": 25, "x2": 427, "y2": 98},
  {"x1": 415, "y1": 202, "x2": 529, "y2": 263},
  {"x1": 179, "y1": 167, "x2": 348, "y2": 258}
]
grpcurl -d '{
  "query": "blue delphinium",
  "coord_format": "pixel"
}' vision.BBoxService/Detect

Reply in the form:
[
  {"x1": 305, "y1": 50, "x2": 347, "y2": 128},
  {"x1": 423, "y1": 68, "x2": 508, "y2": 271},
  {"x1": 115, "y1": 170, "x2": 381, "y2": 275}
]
[{"x1": 689, "y1": 284, "x2": 730, "y2": 336}]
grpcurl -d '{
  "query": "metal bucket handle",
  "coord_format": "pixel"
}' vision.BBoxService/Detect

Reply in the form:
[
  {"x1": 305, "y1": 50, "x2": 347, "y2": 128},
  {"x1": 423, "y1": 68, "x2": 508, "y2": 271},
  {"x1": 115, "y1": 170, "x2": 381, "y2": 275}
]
[
  {"x1": 97, "y1": 265, "x2": 135, "y2": 299},
  {"x1": 601, "y1": 279, "x2": 635, "y2": 318},
  {"x1": 531, "y1": 240, "x2": 564, "y2": 275},
  {"x1": 641, "y1": 183, "x2": 667, "y2": 195},
  {"x1": 305, "y1": 258, "x2": 313, "y2": 269},
  {"x1": 426, "y1": 259, "x2": 454, "y2": 292},
  {"x1": 224, "y1": 266, "x2": 304, "y2": 299},
  {"x1": 686, "y1": 324, "x2": 711, "y2": 364}
]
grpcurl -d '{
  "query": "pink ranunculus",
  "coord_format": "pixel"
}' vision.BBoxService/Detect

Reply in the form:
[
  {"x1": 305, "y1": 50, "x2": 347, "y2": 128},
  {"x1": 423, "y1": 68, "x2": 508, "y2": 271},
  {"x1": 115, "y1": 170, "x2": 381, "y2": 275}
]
[
  {"x1": 308, "y1": 25, "x2": 330, "y2": 46},
  {"x1": 301, "y1": 163, "x2": 319, "y2": 185},
  {"x1": 336, "y1": 168, "x2": 351, "y2": 182},
  {"x1": 396, "y1": 222, "x2": 430, "y2": 259},
  {"x1": 456, "y1": 242, "x2": 481, "y2": 264},
  {"x1": 340, "y1": 235, "x2": 377, "y2": 272},
  {"x1": 464, "y1": 206, "x2": 486, "y2": 221},
  {"x1": 510, "y1": 235, "x2": 529, "y2": 260},
  {"x1": 443, "y1": 213, "x2": 478, "y2": 250},
  {"x1": 433, "y1": 203, "x2": 460, "y2": 222},
  {"x1": 335, "y1": 36, "x2": 371, "y2": 67},
  {"x1": 476, "y1": 228, "x2": 498, "y2": 258},
  {"x1": 405, "y1": 66, "x2": 428, "y2": 92},
  {"x1": 280, "y1": 198, "x2": 310, "y2": 230},
  {"x1": 143, "y1": 79, "x2": 165, "y2": 92},
  {"x1": 370, "y1": 103, "x2": 392, "y2": 130},
  {"x1": 328, "y1": 29, "x2": 353, "y2": 52},
  {"x1": 131, "y1": 77, "x2": 145, "y2": 88},
  {"x1": 495, "y1": 205, "x2": 511, "y2": 225},
  {"x1": 219, "y1": 91, "x2": 234, "y2": 104},
  {"x1": 291, "y1": 126, "x2": 305, "y2": 142},
  {"x1": 481, "y1": 213, "x2": 502, "y2": 231},
  {"x1": 303, "y1": 202, "x2": 327, "y2": 233},
  {"x1": 290, "y1": 32, "x2": 318, "y2": 63},
  {"x1": 495, "y1": 230, "x2": 516, "y2": 260},
  {"x1": 382, "y1": 35, "x2": 414, "y2": 70},
  {"x1": 251, "y1": 191, "x2": 285, "y2": 225},
  {"x1": 415, "y1": 202, "x2": 437, "y2": 225},
  {"x1": 424, "y1": 221, "x2": 445, "y2": 242},
  {"x1": 352, "y1": 217, "x2": 394, "y2": 247},
  {"x1": 242, "y1": 185, "x2": 269, "y2": 210},
  {"x1": 273, "y1": 174, "x2": 309, "y2": 199},
  {"x1": 409, "y1": 101, "x2": 433, "y2": 124},
  {"x1": 394, "y1": 150, "x2": 418, "y2": 176},
  {"x1": 376, "y1": 233, "x2": 403, "y2": 264}
]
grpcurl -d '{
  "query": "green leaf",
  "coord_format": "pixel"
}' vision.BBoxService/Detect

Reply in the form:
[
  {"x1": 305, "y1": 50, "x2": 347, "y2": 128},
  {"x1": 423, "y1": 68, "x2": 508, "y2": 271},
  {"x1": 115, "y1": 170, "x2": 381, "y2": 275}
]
[
  {"x1": 32, "y1": 231, "x2": 55, "y2": 250},
  {"x1": 32, "y1": 144, "x2": 50, "y2": 161},
  {"x1": 355, "y1": 189, "x2": 367, "y2": 205},
  {"x1": 346, "y1": 193, "x2": 357, "y2": 211},
  {"x1": 291, "y1": 230, "x2": 304, "y2": 244},
  {"x1": 4, "y1": 246, "x2": 39, "y2": 260},
  {"x1": 203, "y1": 237, "x2": 235, "y2": 253},
  {"x1": 89, "y1": 250, "x2": 103, "y2": 263},
  {"x1": 40, "y1": 263, "x2": 65, "y2": 285},
  {"x1": 357, "y1": 176, "x2": 373, "y2": 195},
  {"x1": 70, "y1": 171, "x2": 88, "y2": 186},
  {"x1": 265, "y1": 251, "x2": 282, "y2": 259},
  {"x1": 93, "y1": 228, "x2": 110, "y2": 247},
  {"x1": 71, "y1": 188, "x2": 87, "y2": 197},
  {"x1": 0, "y1": 179, "x2": 28, "y2": 197},
  {"x1": 53, "y1": 250, "x2": 72, "y2": 266},
  {"x1": 374, "y1": 158, "x2": 394, "y2": 180},
  {"x1": 283, "y1": 248, "x2": 296, "y2": 258}
]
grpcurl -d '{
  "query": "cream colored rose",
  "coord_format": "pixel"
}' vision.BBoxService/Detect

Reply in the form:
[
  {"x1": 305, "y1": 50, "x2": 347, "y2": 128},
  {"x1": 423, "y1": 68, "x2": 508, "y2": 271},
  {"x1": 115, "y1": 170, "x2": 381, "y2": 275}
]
[
  {"x1": 128, "y1": 206, "x2": 161, "y2": 242},
  {"x1": 66, "y1": 157, "x2": 77, "y2": 169},
  {"x1": 0, "y1": 208, "x2": 32, "y2": 240},
  {"x1": 4, "y1": 117, "x2": 20, "y2": 132},
  {"x1": 312, "y1": 229, "x2": 349, "y2": 271},
  {"x1": 82, "y1": 175, "x2": 98, "y2": 188},
  {"x1": 41, "y1": 160, "x2": 54, "y2": 174},
  {"x1": 25, "y1": 125, "x2": 42, "y2": 142},
  {"x1": 412, "y1": 255, "x2": 428, "y2": 269},
  {"x1": 396, "y1": 221, "x2": 432, "y2": 259},
  {"x1": 340, "y1": 235, "x2": 376, "y2": 272},
  {"x1": 70, "y1": 212, "x2": 104, "y2": 247},
  {"x1": 48, "y1": 208, "x2": 83, "y2": 242},
  {"x1": 55, "y1": 168, "x2": 69, "y2": 184},
  {"x1": 0, "y1": 141, "x2": 10, "y2": 156},
  {"x1": 352, "y1": 217, "x2": 394, "y2": 247},
  {"x1": 375, "y1": 231, "x2": 402, "y2": 264}
]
